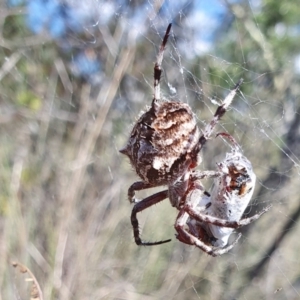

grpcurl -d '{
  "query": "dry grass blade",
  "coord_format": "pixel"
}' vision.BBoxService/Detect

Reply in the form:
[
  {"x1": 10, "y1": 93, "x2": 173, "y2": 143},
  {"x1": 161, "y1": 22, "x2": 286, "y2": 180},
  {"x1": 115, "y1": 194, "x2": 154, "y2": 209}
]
[{"x1": 12, "y1": 261, "x2": 43, "y2": 300}]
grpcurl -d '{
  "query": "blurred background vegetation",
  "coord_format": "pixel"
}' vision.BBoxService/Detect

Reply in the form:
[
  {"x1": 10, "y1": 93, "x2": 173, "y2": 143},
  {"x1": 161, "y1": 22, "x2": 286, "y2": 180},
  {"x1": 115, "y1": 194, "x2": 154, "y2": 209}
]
[{"x1": 1, "y1": 0, "x2": 300, "y2": 299}]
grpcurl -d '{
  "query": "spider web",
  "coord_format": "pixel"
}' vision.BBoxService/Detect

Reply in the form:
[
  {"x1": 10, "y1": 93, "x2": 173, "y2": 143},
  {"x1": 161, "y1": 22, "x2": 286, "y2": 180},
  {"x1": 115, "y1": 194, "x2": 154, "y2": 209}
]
[{"x1": 2, "y1": 0, "x2": 300, "y2": 299}]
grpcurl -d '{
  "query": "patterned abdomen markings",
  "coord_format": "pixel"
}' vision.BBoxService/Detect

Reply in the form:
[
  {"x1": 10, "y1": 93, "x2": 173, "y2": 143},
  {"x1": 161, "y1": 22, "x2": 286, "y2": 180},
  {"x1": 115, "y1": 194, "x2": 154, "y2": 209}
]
[{"x1": 120, "y1": 100, "x2": 200, "y2": 185}]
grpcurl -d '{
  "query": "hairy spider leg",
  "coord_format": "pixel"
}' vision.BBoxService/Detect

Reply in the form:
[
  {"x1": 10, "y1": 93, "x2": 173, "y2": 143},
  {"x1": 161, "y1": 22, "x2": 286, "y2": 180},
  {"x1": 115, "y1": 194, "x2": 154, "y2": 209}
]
[
  {"x1": 216, "y1": 132, "x2": 241, "y2": 150},
  {"x1": 131, "y1": 190, "x2": 171, "y2": 245},
  {"x1": 196, "y1": 79, "x2": 244, "y2": 153},
  {"x1": 153, "y1": 23, "x2": 172, "y2": 103},
  {"x1": 128, "y1": 181, "x2": 154, "y2": 203},
  {"x1": 183, "y1": 202, "x2": 271, "y2": 229}
]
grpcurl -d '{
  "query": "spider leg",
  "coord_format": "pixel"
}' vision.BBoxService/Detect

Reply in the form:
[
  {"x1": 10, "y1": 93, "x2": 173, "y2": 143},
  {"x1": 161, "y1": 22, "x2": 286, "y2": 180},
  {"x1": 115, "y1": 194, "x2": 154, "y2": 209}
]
[
  {"x1": 175, "y1": 209, "x2": 242, "y2": 257},
  {"x1": 183, "y1": 203, "x2": 272, "y2": 229},
  {"x1": 237, "y1": 204, "x2": 272, "y2": 226},
  {"x1": 216, "y1": 132, "x2": 240, "y2": 151},
  {"x1": 131, "y1": 189, "x2": 171, "y2": 246},
  {"x1": 190, "y1": 170, "x2": 222, "y2": 181},
  {"x1": 128, "y1": 181, "x2": 155, "y2": 203},
  {"x1": 153, "y1": 23, "x2": 172, "y2": 103},
  {"x1": 197, "y1": 79, "x2": 243, "y2": 152}
]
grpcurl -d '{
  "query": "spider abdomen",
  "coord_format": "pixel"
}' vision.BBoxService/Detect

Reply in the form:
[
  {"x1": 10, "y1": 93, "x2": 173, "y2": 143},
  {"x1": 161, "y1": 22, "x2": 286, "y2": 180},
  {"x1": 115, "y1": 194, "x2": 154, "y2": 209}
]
[{"x1": 120, "y1": 100, "x2": 200, "y2": 185}]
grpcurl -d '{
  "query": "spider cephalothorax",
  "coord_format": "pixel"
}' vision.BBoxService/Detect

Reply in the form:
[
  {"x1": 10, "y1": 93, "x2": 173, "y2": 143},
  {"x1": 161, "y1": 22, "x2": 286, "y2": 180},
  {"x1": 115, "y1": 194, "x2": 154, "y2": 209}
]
[{"x1": 120, "y1": 24, "x2": 270, "y2": 255}]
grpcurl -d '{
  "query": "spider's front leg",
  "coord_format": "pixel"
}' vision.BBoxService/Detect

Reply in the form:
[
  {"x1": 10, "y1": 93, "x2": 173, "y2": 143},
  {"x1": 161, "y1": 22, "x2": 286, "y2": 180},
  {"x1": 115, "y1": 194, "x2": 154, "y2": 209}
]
[
  {"x1": 184, "y1": 203, "x2": 272, "y2": 229},
  {"x1": 131, "y1": 190, "x2": 171, "y2": 246},
  {"x1": 196, "y1": 79, "x2": 243, "y2": 153}
]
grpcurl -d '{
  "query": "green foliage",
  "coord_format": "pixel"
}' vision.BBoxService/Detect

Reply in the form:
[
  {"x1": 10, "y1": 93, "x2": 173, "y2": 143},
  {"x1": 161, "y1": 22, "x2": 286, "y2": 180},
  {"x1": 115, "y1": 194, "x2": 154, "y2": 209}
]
[
  {"x1": 16, "y1": 90, "x2": 41, "y2": 110},
  {"x1": 3, "y1": 14, "x2": 28, "y2": 39},
  {"x1": 259, "y1": 0, "x2": 300, "y2": 29}
]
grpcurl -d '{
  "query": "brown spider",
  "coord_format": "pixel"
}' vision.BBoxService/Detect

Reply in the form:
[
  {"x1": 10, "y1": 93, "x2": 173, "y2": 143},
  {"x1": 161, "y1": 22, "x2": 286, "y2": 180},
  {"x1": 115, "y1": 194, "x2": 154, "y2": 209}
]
[{"x1": 120, "y1": 24, "x2": 270, "y2": 255}]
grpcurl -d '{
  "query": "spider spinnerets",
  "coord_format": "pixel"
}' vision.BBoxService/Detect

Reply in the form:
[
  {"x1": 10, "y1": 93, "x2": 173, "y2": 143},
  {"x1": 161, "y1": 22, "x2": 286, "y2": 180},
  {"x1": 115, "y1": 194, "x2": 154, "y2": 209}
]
[{"x1": 120, "y1": 23, "x2": 271, "y2": 256}]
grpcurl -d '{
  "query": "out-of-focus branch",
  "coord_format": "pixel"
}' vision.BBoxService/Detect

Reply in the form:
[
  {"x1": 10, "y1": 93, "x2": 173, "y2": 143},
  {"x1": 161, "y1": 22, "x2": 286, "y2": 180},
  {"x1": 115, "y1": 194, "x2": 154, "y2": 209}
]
[
  {"x1": 224, "y1": 1, "x2": 276, "y2": 71},
  {"x1": 223, "y1": 1, "x2": 286, "y2": 91},
  {"x1": 54, "y1": 58, "x2": 73, "y2": 94},
  {"x1": 0, "y1": 5, "x2": 52, "y2": 50},
  {"x1": 0, "y1": 34, "x2": 53, "y2": 50},
  {"x1": 230, "y1": 109, "x2": 300, "y2": 299},
  {"x1": 248, "y1": 201, "x2": 300, "y2": 279},
  {"x1": 0, "y1": 51, "x2": 22, "y2": 81},
  {"x1": 52, "y1": 27, "x2": 136, "y2": 298},
  {"x1": 0, "y1": 108, "x2": 78, "y2": 124},
  {"x1": 246, "y1": 109, "x2": 300, "y2": 275}
]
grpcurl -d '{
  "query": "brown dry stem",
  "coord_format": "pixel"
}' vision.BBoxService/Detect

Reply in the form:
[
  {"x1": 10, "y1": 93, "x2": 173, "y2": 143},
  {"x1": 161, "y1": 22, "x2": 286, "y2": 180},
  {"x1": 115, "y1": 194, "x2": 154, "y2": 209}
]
[{"x1": 12, "y1": 261, "x2": 43, "y2": 300}]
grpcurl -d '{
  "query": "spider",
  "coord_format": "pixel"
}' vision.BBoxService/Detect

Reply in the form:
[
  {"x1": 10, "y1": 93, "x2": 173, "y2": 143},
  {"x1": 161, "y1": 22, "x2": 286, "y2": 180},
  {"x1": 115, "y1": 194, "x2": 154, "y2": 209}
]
[
  {"x1": 120, "y1": 24, "x2": 270, "y2": 255},
  {"x1": 175, "y1": 133, "x2": 271, "y2": 256}
]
